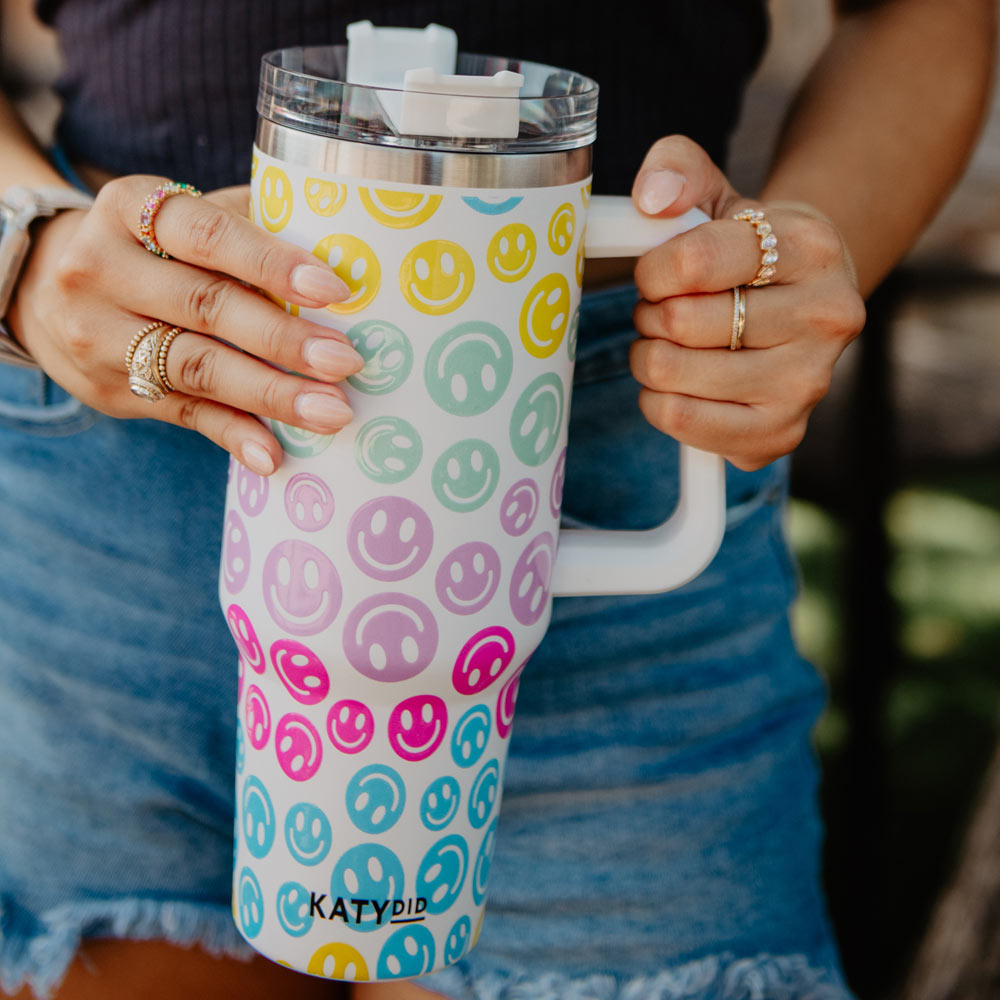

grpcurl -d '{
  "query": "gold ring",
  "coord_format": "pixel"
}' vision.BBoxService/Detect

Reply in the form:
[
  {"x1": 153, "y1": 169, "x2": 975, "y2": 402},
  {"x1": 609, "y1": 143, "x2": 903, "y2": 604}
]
[
  {"x1": 125, "y1": 321, "x2": 180, "y2": 401},
  {"x1": 732, "y1": 207, "x2": 778, "y2": 287},
  {"x1": 138, "y1": 181, "x2": 203, "y2": 259},
  {"x1": 730, "y1": 287, "x2": 747, "y2": 351}
]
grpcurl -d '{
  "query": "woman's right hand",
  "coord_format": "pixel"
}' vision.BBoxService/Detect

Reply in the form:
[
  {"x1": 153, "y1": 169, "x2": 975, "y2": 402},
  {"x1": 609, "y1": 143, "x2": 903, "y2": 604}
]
[{"x1": 7, "y1": 174, "x2": 364, "y2": 475}]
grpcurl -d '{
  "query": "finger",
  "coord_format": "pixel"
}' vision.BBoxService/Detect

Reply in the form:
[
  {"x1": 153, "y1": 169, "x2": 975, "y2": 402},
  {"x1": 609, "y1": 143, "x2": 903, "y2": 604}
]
[
  {"x1": 157, "y1": 329, "x2": 355, "y2": 435},
  {"x1": 634, "y1": 285, "x2": 797, "y2": 351},
  {"x1": 106, "y1": 175, "x2": 351, "y2": 308},
  {"x1": 115, "y1": 249, "x2": 364, "y2": 382},
  {"x1": 636, "y1": 388, "x2": 807, "y2": 472},
  {"x1": 634, "y1": 207, "x2": 830, "y2": 302},
  {"x1": 631, "y1": 135, "x2": 737, "y2": 219}
]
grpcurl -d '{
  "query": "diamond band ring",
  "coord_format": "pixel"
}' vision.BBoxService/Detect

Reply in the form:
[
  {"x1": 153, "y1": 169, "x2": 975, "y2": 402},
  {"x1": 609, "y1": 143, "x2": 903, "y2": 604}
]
[
  {"x1": 138, "y1": 181, "x2": 202, "y2": 259},
  {"x1": 732, "y1": 208, "x2": 778, "y2": 287}
]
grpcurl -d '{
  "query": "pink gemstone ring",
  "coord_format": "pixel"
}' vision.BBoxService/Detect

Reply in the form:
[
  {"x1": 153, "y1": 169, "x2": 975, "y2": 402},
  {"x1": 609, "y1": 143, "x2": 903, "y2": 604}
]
[
  {"x1": 137, "y1": 181, "x2": 202, "y2": 259},
  {"x1": 732, "y1": 207, "x2": 778, "y2": 287}
]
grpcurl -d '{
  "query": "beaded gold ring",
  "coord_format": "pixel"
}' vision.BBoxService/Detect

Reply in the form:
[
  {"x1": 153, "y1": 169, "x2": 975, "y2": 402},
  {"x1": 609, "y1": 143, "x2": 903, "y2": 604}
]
[
  {"x1": 138, "y1": 181, "x2": 203, "y2": 259},
  {"x1": 732, "y1": 207, "x2": 778, "y2": 287},
  {"x1": 155, "y1": 325, "x2": 182, "y2": 392}
]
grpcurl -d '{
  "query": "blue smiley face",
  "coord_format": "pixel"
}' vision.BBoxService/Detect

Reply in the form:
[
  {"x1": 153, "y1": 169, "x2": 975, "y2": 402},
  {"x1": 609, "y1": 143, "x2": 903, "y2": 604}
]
[
  {"x1": 451, "y1": 705, "x2": 491, "y2": 769},
  {"x1": 377, "y1": 924, "x2": 436, "y2": 979},
  {"x1": 237, "y1": 866, "x2": 264, "y2": 939},
  {"x1": 284, "y1": 802, "x2": 333, "y2": 867},
  {"x1": 276, "y1": 881, "x2": 314, "y2": 938},
  {"x1": 420, "y1": 776, "x2": 461, "y2": 831},
  {"x1": 241, "y1": 776, "x2": 275, "y2": 860},
  {"x1": 416, "y1": 834, "x2": 469, "y2": 914},
  {"x1": 235, "y1": 721, "x2": 245, "y2": 775},
  {"x1": 331, "y1": 844, "x2": 405, "y2": 933},
  {"x1": 444, "y1": 915, "x2": 472, "y2": 964},
  {"x1": 472, "y1": 818, "x2": 498, "y2": 906},
  {"x1": 345, "y1": 764, "x2": 406, "y2": 834},
  {"x1": 468, "y1": 759, "x2": 500, "y2": 830}
]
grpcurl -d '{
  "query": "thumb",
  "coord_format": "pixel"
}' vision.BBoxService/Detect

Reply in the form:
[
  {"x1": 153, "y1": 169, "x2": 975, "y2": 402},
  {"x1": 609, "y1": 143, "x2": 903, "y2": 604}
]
[{"x1": 631, "y1": 135, "x2": 737, "y2": 220}]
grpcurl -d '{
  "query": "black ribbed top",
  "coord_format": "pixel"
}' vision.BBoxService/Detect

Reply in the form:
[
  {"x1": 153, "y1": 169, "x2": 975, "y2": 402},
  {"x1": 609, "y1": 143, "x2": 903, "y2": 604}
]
[{"x1": 37, "y1": 0, "x2": 768, "y2": 194}]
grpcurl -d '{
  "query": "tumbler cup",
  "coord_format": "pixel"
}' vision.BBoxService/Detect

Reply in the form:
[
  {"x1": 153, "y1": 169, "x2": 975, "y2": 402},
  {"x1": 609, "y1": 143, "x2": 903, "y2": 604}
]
[{"x1": 222, "y1": 37, "x2": 727, "y2": 983}]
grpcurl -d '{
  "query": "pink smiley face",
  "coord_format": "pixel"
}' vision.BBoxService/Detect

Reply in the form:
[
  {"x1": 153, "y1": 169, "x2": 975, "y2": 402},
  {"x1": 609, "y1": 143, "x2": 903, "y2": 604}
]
[
  {"x1": 388, "y1": 695, "x2": 447, "y2": 762},
  {"x1": 327, "y1": 699, "x2": 375, "y2": 755},
  {"x1": 245, "y1": 684, "x2": 271, "y2": 749},
  {"x1": 508, "y1": 532, "x2": 556, "y2": 627},
  {"x1": 549, "y1": 447, "x2": 567, "y2": 519},
  {"x1": 453, "y1": 626, "x2": 516, "y2": 696},
  {"x1": 221, "y1": 510, "x2": 251, "y2": 595},
  {"x1": 499, "y1": 478, "x2": 540, "y2": 537},
  {"x1": 343, "y1": 594, "x2": 438, "y2": 683},
  {"x1": 348, "y1": 497, "x2": 433, "y2": 581},
  {"x1": 226, "y1": 604, "x2": 266, "y2": 674},
  {"x1": 284, "y1": 473, "x2": 335, "y2": 533},
  {"x1": 270, "y1": 639, "x2": 330, "y2": 706},
  {"x1": 262, "y1": 540, "x2": 342, "y2": 636},
  {"x1": 275, "y1": 713, "x2": 323, "y2": 781},
  {"x1": 236, "y1": 464, "x2": 270, "y2": 517},
  {"x1": 496, "y1": 660, "x2": 528, "y2": 739},
  {"x1": 435, "y1": 542, "x2": 501, "y2": 616}
]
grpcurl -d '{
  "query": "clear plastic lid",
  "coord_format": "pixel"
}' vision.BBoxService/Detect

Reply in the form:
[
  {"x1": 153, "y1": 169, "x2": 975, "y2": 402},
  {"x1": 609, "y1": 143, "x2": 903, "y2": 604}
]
[{"x1": 257, "y1": 46, "x2": 598, "y2": 153}]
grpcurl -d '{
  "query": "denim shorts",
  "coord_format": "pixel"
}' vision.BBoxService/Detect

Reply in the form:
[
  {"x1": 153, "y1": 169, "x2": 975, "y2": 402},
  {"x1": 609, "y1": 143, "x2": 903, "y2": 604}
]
[{"x1": 0, "y1": 286, "x2": 853, "y2": 999}]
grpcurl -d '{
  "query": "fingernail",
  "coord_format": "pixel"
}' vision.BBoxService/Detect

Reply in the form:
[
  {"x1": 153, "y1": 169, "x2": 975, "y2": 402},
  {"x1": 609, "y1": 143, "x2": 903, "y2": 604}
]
[
  {"x1": 241, "y1": 441, "x2": 275, "y2": 476},
  {"x1": 304, "y1": 337, "x2": 364, "y2": 377},
  {"x1": 637, "y1": 170, "x2": 686, "y2": 214},
  {"x1": 295, "y1": 392, "x2": 353, "y2": 428},
  {"x1": 290, "y1": 264, "x2": 350, "y2": 303}
]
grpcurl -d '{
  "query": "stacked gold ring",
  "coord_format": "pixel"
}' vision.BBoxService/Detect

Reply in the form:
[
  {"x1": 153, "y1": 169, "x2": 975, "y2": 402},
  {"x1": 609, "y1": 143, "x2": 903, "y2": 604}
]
[
  {"x1": 732, "y1": 207, "x2": 778, "y2": 287},
  {"x1": 730, "y1": 286, "x2": 747, "y2": 351},
  {"x1": 125, "y1": 321, "x2": 182, "y2": 401}
]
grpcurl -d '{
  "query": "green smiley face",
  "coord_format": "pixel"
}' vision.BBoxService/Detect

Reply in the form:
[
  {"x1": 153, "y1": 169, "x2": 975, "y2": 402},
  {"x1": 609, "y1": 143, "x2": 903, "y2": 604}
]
[
  {"x1": 509, "y1": 373, "x2": 564, "y2": 467},
  {"x1": 432, "y1": 439, "x2": 500, "y2": 513},
  {"x1": 269, "y1": 419, "x2": 335, "y2": 458},
  {"x1": 354, "y1": 416, "x2": 423, "y2": 483},
  {"x1": 346, "y1": 319, "x2": 414, "y2": 396},
  {"x1": 424, "y1": 320, "x2": 513, "y2": 417}
]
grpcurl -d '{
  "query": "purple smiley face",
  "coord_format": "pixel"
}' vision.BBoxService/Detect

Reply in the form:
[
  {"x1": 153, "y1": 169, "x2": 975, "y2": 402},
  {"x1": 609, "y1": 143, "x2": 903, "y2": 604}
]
[
  {"x1": 508, "y1": 532, "x2": 556, "y2": 627},
  {"x1": 453, "y1": 626, "x2": 516, "y2": 696},
  {"x1": 435, "y1": 542, "x2": 501, "y2": 616},
  {"x1": 226, "y1": 604, "x2": 266, "y2": 674},
  {"x1": 270, "y1": 639, "x2": 330, "y2": 706},
  {"x1": 245, "y1": 684, "x2": 271, "y2": 749},
  {"x1": 388, "y1": 695, "x2": 447, "y2": 762},
  {"x1": 275, "y1": 713, "x2": 323, "y2": 782},
  {"x1": 284, "y1": 473, "x2": 335, "y2": 533},
  {"x1": 499, "y1": 478, "x2": 539, "y2": 537},
  {"x1": 326, "y1": 699, "x2": 375, "y2": 755},
  {"x1": 496, "y1": 660, "x2": 528, "y2": 739},
  {"x1": 348, "y1": 497, "x2": 433, "y2": 582},
  {"x1": 549, "y1": 447, "x2": 567, "y2": 519},
  {"x1": 262, "y1": 540, "x2": 342, "y2": 636},
  {"x1": 221, "y1": 510, "x2": 251, "y2": 595},
  {"x1": 343, "y1": 594, "x2": 438, "y2": 683},
  {"x1": 236, "y1": 464, "x2": 270, "y2": 517}
]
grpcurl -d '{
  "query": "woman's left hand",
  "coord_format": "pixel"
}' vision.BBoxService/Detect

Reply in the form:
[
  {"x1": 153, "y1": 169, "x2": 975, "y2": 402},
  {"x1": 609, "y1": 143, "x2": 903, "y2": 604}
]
[{"x1": 629, "y1": 135, "x2": 867, "y2": 471}]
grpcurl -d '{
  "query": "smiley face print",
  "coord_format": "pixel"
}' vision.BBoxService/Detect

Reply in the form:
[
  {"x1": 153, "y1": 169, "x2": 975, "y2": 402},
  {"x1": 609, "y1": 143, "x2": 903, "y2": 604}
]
[
  {"x1": 259, "y1": 165, "x2": 293, "y2": 233},
  {"x1": 547, "y1": 202, "x2": 576, "y2": 256},
  {"x1": 304, "y1": 177, "x2": 347, "y2": 217},
  {"x1": 312, "y1": 233, "x2": 381, "y2": 314},
  {"x1": 360, "y1": 187, "x2": 442, "y2": 228},
  {"x1": 400, "y1": 240, "x2": 475, "y2": 316},
  {"x1": 487, "y1": 223, "x2": 536, "y2": 283},
  {"x1": 520, "y1": 273, "x2": 571, "y2": 359}
]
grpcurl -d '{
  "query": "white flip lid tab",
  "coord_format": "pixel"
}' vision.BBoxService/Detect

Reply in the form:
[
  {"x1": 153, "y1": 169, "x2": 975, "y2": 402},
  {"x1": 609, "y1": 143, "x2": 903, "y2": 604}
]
[
  {"x1": 400, "y1": 68, "x2": 524, "y2": 138},
  {"x1": 345, "y1": 20, "x2": 458, "y2": 133}
]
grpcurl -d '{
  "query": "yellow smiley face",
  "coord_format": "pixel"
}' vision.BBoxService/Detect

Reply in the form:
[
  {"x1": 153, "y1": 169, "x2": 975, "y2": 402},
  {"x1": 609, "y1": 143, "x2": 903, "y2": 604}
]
[
  {"x1": 400, "y1": 240, "x2": 475, "y2": 316},
  {"x1": 580, "y1": 182, "x2": 591, "y2": 206},
  {"x1": 360, "y1": 187, "x2": 442, "y2": 228},
  {"x1": 251, "y1": 153, "x2": 258, "y2": 180},
  {"x1": 307, "y1": 942, "x2": 369, "y2": 981},
  {"x1": 304, "y1": 178, "x2": 347, "y2": 217},
  {"x1": 487, "y1": 223, "x2": 536, "y2": 283},
  {"x1": 520, "y1": 273, "x2": 571, "y2": 358},
  {"x1": 312, "y1": 233, "x2": 381, "y2": 313},
  {"x1": 259, "y1": 165, "x2": 293, "y2": 233},
  {"x1": 547, "y1": 202, "x2": 576, "y2": 256},
  {"x1": 575, "y1": 226, "x2": 586, "y2": 287}
]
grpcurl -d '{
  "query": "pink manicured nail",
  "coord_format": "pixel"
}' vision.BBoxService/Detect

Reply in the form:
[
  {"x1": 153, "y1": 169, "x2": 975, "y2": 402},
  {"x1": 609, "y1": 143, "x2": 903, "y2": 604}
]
[
  {"x1": 295, "y1": 392, "x2": 353, "y2": 428},
  {"x1": 304, "y1": 337, "x2": 364, "y2": 377},
  {"x1": 637, "y1": 170, "x2": 686, "y2": 214},
  {"x1": 241, "y1": 441, "x2": 275, "y2": 476},
  {"x1": 290, "y1": 264, "x2": 350, "y2": 303}
]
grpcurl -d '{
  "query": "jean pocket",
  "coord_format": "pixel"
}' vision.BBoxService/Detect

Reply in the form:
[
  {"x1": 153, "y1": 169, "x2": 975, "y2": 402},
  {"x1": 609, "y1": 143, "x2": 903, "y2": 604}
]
[{"x1": 0, "y1": 364, "x2": 97, "y2": 436}]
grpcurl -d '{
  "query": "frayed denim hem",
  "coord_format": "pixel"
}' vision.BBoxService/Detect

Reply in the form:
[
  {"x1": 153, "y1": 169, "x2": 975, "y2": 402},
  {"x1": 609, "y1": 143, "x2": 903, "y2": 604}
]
[
  {"x1": 416, "y1": 951, "x2": 855, "y2": 1000},
  {"x1": 0, "y1": 896, "x2": 255, "y2": 999}
]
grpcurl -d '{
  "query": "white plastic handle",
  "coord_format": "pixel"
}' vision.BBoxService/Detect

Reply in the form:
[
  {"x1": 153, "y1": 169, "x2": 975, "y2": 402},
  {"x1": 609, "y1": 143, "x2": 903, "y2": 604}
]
[{"x1": 550, "y1": 195, "x2": 726, "y2": 597}]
